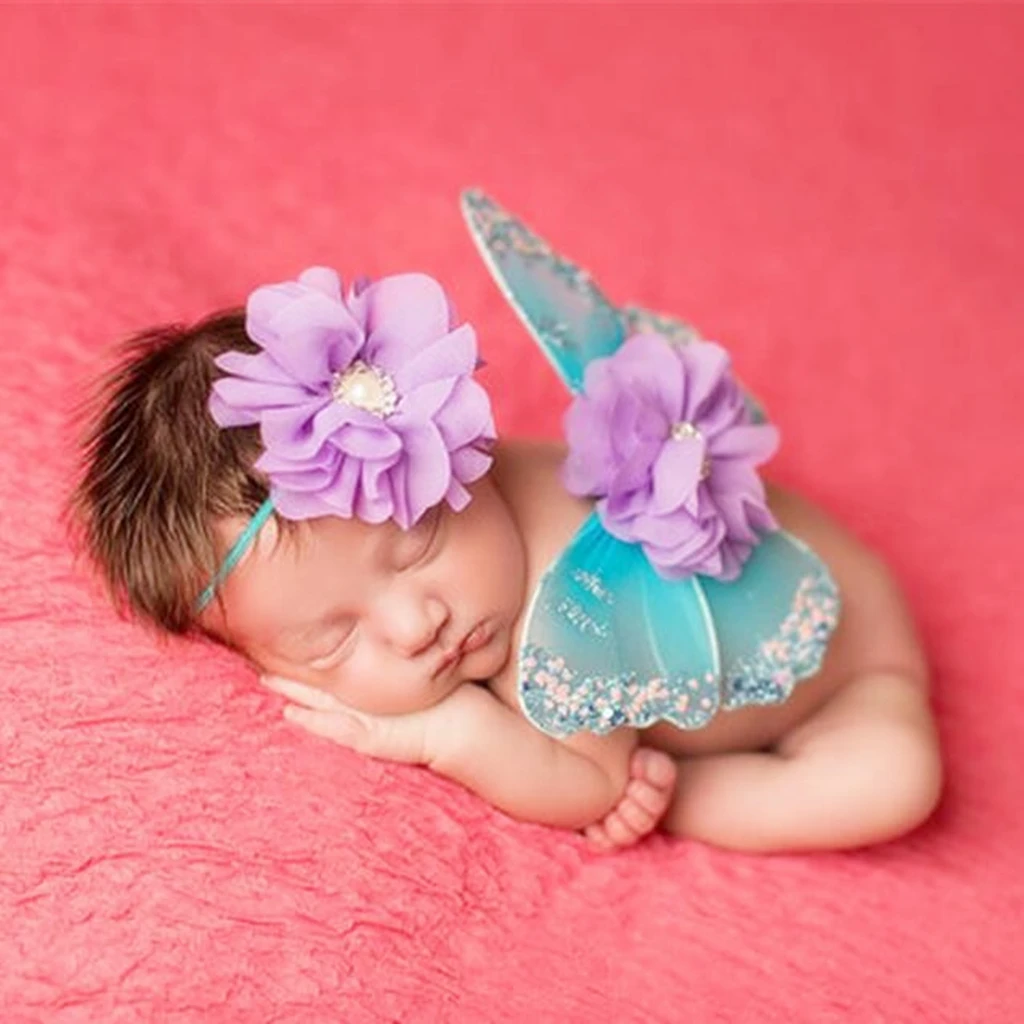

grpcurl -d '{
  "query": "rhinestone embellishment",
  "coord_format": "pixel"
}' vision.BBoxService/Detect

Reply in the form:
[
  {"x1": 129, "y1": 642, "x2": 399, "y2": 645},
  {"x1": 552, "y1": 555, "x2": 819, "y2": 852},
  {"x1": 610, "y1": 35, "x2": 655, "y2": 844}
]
[
  {"x1": 331, "y1": 359, "x2": 398, "y2": 418},
  {"x1": 670, "y1": 421, "x2": 711, "y2": 480},
  {"x1": 670, "y1": 421, "x2": 702, "y2": 442}
]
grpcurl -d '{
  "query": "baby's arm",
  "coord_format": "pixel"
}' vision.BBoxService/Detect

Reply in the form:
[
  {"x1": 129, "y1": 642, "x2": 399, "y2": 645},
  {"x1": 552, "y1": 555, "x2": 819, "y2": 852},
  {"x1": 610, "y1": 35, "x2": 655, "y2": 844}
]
[
  {"x1": 265, "y1": 676, "x2": 638, "y2": 831},
  {"x1": 434, "y1": 691, "x2": 677, "y2": 845},
  {"x1": 429, "y1": 683, "x2": 638, "y2": 830}
]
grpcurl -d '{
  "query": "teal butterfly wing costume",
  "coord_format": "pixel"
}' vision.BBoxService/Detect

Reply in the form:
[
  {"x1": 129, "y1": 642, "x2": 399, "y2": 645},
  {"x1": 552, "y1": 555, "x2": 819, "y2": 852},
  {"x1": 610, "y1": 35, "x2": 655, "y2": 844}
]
[{"x1": 461, "y1": 189, "x2": 840, "y2": 739}]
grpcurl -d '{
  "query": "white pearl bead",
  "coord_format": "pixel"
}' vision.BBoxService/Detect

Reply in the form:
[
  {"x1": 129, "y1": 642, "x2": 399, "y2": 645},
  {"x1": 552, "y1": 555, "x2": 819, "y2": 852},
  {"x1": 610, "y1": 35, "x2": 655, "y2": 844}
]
[{"x1": 331, "y1": 360, "x2": 398, "y2": 418}]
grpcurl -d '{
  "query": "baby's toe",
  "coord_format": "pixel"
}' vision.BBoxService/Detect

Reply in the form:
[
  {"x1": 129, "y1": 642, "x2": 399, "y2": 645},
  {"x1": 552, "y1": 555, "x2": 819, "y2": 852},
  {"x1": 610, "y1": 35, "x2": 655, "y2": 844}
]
[
  {"x1": 625, "y1": 778, "x2": 673, "y2": 819},
  {"x1": 584, "y1": 823, "x2": 613, "y2": 852},
  {"x1": 631, "y1": 748, "x2": 678, "y2": 788},
  {"x1": 602, "y1": 810, "x2": 640, "y2": 848},
  {"x1": 616, "y1": 794, "x2": 657, "y2": 834}
]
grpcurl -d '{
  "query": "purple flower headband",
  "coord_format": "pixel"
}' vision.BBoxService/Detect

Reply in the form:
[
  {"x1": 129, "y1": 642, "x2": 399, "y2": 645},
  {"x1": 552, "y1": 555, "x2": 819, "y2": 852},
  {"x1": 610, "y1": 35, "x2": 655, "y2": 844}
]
[
  {"x1": 562, "y1": 333, "x2": 780, "y2": 581},
  {"x1": 196, "y1": 267, "x2": 495, "y2": 611}
]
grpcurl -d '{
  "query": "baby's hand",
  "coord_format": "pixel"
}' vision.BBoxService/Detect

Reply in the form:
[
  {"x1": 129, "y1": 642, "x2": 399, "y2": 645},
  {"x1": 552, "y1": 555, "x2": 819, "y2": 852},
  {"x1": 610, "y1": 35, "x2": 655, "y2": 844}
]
[
  {"x1": 262, "y1": 675, "x2": 464, "y2": 765},
  {"x1": 583, "y1": 748, "x2": 678, "y2": 853}
]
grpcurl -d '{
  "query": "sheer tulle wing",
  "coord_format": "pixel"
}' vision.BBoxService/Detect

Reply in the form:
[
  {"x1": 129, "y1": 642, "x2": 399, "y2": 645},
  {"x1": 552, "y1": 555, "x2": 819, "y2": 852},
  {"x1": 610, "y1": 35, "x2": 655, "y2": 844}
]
[
  {"x1": 518, "y1": 512, "x2": 722, "y2": 738},
  {"x1": 702, "y1": 530, "x2": 841, "y2": 710},
  {"x1": 461, "y1": 189, "x2": 769, "y2": 422},
  {"x1": 460, "y1": 189, "x2": 623, "y2": 393},
  {"x1": 518, "y1": 514, "x2": 840, "y2": 738},
  {"x1": 462, "y1": 190, "x2": 841, "y2": 736}
]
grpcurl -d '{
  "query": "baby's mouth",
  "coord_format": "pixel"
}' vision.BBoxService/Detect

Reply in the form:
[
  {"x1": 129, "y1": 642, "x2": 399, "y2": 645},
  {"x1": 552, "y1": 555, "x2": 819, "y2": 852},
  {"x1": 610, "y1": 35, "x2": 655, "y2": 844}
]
[
  {"x1": 433, "y1": 647, "x2": 461, "y2": 677},
  {"x1": 460, "y1": 620, "x2": 493, "y2": 656},
  {"x1": 432, "y1": 620, "x2": 494, "y2": 678}
]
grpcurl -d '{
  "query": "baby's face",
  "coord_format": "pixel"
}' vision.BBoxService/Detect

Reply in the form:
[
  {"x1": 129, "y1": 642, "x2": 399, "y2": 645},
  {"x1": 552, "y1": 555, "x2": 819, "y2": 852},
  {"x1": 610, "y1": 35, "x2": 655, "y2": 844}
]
[{"x1": 208, "y1": 477, "x2": 527, "y2": 714}]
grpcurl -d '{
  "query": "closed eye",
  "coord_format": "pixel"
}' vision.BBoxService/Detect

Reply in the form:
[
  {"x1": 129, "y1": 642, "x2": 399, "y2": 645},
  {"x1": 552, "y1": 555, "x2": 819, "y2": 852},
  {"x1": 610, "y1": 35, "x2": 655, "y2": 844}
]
[{"x1": 307, "y1": 625, "x2": 358, "y2": 670}]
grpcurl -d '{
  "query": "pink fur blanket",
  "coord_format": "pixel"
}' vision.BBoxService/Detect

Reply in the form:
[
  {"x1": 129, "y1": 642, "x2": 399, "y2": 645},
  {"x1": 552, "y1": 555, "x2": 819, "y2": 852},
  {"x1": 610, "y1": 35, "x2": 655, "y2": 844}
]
[{"x1": 3, "y1": 6, "x2": 1022, "y2": 1021}]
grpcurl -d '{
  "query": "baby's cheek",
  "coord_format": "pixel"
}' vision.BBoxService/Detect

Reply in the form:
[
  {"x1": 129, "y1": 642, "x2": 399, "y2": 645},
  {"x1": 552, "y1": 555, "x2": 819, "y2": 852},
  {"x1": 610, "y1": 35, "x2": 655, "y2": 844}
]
[
  {"x1": 329, "y1": 654, "x2": 432, "y2": 717},
  {"x1": 313, "y1": 653, "x2": 373, "y2": 709}
]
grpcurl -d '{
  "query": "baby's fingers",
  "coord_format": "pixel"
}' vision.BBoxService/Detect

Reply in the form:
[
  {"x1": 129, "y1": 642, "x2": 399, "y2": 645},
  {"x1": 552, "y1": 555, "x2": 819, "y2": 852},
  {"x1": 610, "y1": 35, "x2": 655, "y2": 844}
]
[
  {"x1": 283, "y1": 705, "x2": 429, "y2": 766},
  {"x1": 261, "y1": 674, "x2": 342, "y2": 711},
  {"x1": 283, "y1": 705, "x2": 367, "y2": 746}
]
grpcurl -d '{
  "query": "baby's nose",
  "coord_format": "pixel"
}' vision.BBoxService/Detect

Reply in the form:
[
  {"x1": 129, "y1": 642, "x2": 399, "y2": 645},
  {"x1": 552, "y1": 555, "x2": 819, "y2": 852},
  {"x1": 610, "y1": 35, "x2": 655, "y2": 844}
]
[{"x1": 386, "y1": 594, "x2": 450, "y2": 657}]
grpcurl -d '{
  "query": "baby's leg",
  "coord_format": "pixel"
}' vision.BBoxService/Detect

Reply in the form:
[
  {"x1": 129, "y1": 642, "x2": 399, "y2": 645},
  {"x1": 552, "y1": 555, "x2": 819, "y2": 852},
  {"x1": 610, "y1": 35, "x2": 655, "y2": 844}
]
[{"x1": 662, "y1": 669, "x2": 942, "y2": 852}]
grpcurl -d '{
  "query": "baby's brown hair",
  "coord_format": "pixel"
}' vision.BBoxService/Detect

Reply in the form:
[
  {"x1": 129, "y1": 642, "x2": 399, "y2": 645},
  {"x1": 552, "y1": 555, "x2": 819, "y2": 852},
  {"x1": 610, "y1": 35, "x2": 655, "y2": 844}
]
[{"x1": 71, "y1": 309, "x2": 270, "y2": 636}]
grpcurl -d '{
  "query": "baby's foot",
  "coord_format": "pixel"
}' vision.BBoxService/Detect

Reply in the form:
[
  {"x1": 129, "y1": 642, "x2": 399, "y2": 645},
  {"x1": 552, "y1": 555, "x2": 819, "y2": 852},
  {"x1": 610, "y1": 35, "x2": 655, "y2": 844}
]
[{"x1": 583, "y1": 748, "x2": 678, "y2": 853}]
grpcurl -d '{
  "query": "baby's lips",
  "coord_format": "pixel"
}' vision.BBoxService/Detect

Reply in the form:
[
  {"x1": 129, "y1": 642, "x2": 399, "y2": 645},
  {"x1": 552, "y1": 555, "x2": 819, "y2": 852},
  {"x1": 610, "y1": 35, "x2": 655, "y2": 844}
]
[{"x1": 460, "y1": 620, "x2": 494, "y2": 656}]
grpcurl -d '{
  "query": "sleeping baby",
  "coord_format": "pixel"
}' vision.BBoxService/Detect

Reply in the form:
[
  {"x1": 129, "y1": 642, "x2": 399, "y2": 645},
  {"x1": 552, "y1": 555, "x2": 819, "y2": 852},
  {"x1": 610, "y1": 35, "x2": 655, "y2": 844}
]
[{"x1": 71, "y1": 191, "x2": 941, "y2": 853}]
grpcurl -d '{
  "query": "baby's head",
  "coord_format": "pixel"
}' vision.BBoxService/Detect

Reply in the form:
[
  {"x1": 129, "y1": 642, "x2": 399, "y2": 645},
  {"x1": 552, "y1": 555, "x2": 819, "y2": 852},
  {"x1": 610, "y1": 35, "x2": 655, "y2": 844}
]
[{"x1": 72, "y1": 270, "x2": 526, "y2": 714}]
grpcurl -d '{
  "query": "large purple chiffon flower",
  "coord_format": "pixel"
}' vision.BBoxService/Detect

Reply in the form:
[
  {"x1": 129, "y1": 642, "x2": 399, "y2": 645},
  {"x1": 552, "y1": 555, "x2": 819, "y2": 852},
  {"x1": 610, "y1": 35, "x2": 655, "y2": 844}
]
[
  {"x1": 562, "y1": 333, "x2": 780, "y2": 581},
  {"x1": 209, "y1": 267, "x2": 495, "y2": 528}
]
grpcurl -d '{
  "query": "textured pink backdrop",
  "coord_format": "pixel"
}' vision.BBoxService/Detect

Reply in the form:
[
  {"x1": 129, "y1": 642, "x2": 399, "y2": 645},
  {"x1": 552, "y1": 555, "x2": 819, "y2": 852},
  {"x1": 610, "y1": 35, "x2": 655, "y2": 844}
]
[{"x1": 2, "y1": 5, "x2": 1022, "y2": 1022}]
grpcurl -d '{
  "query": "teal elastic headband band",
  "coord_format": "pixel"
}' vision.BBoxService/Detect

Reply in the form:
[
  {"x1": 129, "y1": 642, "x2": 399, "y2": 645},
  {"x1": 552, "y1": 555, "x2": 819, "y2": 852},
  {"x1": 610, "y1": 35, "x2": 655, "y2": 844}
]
[{"x1": 194, "y1": 497, "x2": 275, "y2": 614}]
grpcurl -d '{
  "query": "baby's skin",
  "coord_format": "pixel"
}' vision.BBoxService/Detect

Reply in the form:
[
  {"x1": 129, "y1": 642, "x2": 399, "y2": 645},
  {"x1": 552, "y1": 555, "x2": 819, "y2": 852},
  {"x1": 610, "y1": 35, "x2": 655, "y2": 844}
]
[{"x1": 205, "y1": 440, "x2": 942, "y2": 853}]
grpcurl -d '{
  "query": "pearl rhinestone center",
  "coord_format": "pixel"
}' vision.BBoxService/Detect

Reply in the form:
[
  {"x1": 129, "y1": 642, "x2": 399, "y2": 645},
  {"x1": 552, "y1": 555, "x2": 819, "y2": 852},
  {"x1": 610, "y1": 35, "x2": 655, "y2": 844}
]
[{"x1": 331, "y1": 359, "x2": 398, "y2": 418}]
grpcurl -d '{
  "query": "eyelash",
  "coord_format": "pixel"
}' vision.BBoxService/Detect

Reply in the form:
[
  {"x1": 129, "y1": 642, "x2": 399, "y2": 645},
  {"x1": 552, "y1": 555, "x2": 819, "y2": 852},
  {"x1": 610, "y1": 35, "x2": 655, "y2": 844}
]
[{"x1": 308, "y1": 626, "x2": 357, "y2": 670}]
